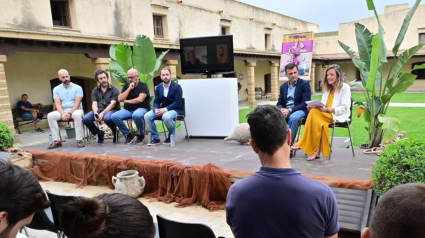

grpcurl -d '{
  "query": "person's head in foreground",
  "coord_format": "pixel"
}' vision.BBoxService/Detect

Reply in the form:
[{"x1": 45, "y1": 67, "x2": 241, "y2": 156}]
[
  {"x1": 0, "y1": 164, "x2": 50, "y2": 238},
  {"x1": 61, "y1": 193, "x2": 155, "y2": 238},
  {"x1": 248, "y1": 105, "x2": 290, "y2": 159},
  {"x1": 322, "y1": 64, "x2": 345, "y2": 92},
  {"x1": 361, "y1": 183, "x2": 425, "y2": 238}
]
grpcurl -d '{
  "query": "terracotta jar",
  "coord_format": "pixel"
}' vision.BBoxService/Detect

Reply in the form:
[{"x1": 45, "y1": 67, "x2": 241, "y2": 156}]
[{"x1": 112, "y1": 170, "x2": 146, "y2": 198}]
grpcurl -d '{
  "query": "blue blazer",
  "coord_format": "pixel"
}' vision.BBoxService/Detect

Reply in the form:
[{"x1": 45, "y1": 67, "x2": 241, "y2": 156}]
[
  {"x1": 153, "y1": 81, "x2": 184, "y2": 115},
  {"x1": 276, "y1": 78, "x2": 311, "y2": 116}
]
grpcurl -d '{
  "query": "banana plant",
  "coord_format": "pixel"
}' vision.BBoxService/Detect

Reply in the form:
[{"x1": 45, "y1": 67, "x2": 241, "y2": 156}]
[
  {"x1": 108, "y1": 35, "x2": 169, "y2": 89},
  {"x1": 338, "y1": 0, "x2": 425, "y2": 148}
]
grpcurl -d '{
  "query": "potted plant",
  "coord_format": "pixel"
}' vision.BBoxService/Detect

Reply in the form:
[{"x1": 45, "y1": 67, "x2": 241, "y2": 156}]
[
  {"x1": 108, "y1": 34, "x2": 169, "y2": 89},
  {"x1": 371, "y1": 137, "x2": 425, "y2": 196},
  {"x1": 338, "y1": 0, "x2": 425, "y2": 148}
]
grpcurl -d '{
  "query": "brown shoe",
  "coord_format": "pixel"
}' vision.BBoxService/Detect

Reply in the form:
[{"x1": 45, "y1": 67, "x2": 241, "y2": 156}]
[
  {"x1": 47, "y1": 141, "x2": 62, "y2": 149},
  {"x1": 77, "y1": 140, "x2": 85, "y2": 148}
]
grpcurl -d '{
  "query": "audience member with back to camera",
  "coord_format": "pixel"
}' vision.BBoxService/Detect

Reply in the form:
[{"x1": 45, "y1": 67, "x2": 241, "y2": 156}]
[
  {"x1": 61, "y1": 193, "x2": 156, "y2": 238},
  {"x1": 291, "y1": 64, "x2": 351, "y2": 160},
  {"x1": 226, "y1": 105, "x2": 339, "y2": 238},
  {"x1": 360, "y1": 183, "x2": 425, "y2": 238},
  {"x1": 0, "y1": 164, "x2": 51, "y2": 238}
]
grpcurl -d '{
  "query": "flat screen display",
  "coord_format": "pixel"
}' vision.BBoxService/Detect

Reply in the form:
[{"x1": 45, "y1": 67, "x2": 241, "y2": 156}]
[{"x1": 180, "y1": 35, "x2": 234, "y2": 76}]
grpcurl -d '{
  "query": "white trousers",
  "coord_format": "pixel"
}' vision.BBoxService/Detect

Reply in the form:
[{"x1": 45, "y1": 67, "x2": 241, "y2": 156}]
[{"x1": 48, "y1": 109, "x2": 84, "y2": 141}]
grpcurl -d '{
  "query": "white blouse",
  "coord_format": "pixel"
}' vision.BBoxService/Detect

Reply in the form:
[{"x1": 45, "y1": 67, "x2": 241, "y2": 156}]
[{"x1": 321, "y1": 83, "x2": 352, "y2": 122}]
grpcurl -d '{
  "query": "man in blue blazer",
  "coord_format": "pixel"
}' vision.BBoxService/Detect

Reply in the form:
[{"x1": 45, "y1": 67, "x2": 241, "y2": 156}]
[
  {"x1": 144, "y1": 67, "x2": 184, "y2": 145},
  {"x1": 277, "y1": 63, "x2": 311, "y2": 157}
]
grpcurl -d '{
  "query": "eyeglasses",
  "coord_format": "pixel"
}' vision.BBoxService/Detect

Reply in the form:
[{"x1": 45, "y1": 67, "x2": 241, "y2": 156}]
[{"x1": 128, "y1": 76, "x2": 137, "y2": 79}]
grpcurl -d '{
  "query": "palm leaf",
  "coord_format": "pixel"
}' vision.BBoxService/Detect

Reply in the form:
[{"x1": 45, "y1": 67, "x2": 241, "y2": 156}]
[
  {"x1": 109, "y1": 45, "x2": 116, "y2": 60},
  {"x1": 366, "y1": 0, "x2": 387, "y2": 62},
  {"x1": 365, "y1": 34, "x2": 381, "y2": 92},
  {"x1": 392, "y1": 0, "x2": 422, "y2": 54},
  {"x1": 339, "y1": 41, "x2": 368, "y2": 87},
  {"x1": 115, "y1": 43, "x2": 133, "y2": 73},
  {"x1": 355, "y1": 23, "x2": 373, "y2": 70},
  {"x1": 381, "y1": 73, "x2": 416, "y2": 103},
  {"x1": 133, "y1": 35, "x2": 156, "y2": 74},
  {"x1": 378, "y1": 115, "x2": 401, "y2": 144},
  {"x1": 386, "y1": 44, "x2": 425, "y2": 90},
  {"x1": 149, "y1": 50, "x2": 170, "y2": 77},
  {"x1": 108, "y1": 60, "x2": 128, "y2": 84}
]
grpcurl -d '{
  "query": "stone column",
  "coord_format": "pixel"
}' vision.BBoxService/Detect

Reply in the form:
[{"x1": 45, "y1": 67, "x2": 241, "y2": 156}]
[
  {"x1": 246, "y1": 62, "x2": 257, "y2": 106},
  {"x1": 321, "y1": 64, "x2": 328, "y2": 91},
  {"x1": 92, "y1": 58, "x2": 111, "y2": 83},
  {"x1": 0, "y1": 55, "x2": 19, "y2": 142},
  {"x1": 310, "y1": 63, "x2": 316, "y2": 95},
  {"x1": 164, "y1": 60, "x2": 178, "y2": 79},
  {"x1": 270, "y1": 62, "x2": 279, "y2": 101}
]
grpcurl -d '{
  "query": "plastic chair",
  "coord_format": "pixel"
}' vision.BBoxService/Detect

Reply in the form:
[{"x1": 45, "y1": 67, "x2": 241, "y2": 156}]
[
  {"x1": 45, "y1": 190, "x2": 78, "y2": 238},
  {"x1": 157, "y1": 214, "x2": 224, "y2": 238},
  {"x1": 329, "y1": 97, "x2": 355, "y2": 160}
]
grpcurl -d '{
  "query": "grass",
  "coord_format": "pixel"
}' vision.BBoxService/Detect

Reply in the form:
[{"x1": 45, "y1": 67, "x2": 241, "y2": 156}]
[
  {"x1": 311, "y1": 92, "x2": 425, "y2": 103},
  {"x1": 239, "y1": 106, "x2": 425, "y2": 147}
]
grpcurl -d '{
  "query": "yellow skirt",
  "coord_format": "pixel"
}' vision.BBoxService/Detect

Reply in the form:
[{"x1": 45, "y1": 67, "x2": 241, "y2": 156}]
[{"x1": 297, "y1": 108, "x2": 334, "y2": 158}]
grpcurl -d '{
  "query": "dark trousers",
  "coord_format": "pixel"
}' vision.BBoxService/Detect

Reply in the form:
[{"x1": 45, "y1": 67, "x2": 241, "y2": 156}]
[{"x1": 83, "y1": 110, "x2": 117, "y2": 137}]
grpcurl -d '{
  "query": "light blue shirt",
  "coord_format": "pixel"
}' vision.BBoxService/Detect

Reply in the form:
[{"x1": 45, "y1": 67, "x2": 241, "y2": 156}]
[
  {"x1": 286, "y1": 79, "x2": 298, "y2": 110},
  {"x1": 53, "y1": 82, "x2": 83, "y2": 109}
]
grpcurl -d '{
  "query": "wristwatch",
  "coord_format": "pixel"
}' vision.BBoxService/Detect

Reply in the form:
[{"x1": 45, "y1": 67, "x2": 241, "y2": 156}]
[{"x1": 326, "y1": 108, "x2": 330, "y2": 113}]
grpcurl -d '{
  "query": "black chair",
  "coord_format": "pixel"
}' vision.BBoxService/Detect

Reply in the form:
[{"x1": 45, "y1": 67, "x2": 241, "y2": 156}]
[
  {"x1": 329, "y1": 97, "x2": 355, "y2": 160},
  {"x1": 45, "y1": 190, "x2": 78, "y2": 238},
  {"x1": 156, "y1": 98, "x2": 190, "y2": 144},
  {"x1": 293, "y1": 117, "x2": 306, "y2": 157},
  {"x1": 21, "y1": 208, "x2": 59, "y2": 237},
  {"x1": 157, "y1": 214, "x2": 224, "y2": 238}
]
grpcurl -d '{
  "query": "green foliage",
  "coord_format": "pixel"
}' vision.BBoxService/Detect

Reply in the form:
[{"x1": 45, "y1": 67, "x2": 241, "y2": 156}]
[
  {"x1": 371, "y1": 137, "x2": 425, "y2": 196},
  {"x1": 108, "y1": 35, "x2": 169, "y2": 89},
  {"x1": 0, "y1": 122, "x2": 14, "y2": 151},
  {"x1": 338, "y1": 0, "x2": 425, "y2": 148}
]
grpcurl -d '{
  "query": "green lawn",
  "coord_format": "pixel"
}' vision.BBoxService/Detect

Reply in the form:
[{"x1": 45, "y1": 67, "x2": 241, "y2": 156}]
[
  {"x1": 312, "y1": 92, "x2": 425, "y2": 103},
  {"x1": 239, "y1": 106, "x2": 425, "y2": 147}
]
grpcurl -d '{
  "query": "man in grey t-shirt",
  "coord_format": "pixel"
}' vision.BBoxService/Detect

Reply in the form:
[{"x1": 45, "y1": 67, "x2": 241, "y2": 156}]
[{"x1": 226, "y1": 105, "x2": 339, "y2": 238}]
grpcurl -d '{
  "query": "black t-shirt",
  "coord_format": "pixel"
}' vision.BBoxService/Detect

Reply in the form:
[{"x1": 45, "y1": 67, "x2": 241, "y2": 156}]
[{"x1": 121, "y1": 82, "x2": 150, "y2": 111}]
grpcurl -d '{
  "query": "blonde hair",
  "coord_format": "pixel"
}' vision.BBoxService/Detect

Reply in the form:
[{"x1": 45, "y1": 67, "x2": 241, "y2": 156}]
[{"x1": 322, "y1": 64, "x2": 345, "y2": 93}]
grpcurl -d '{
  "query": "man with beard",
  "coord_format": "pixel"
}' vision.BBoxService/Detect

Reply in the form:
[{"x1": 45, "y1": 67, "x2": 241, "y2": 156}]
[
  {"x1": 47, "y1": 69, "x2": 84, "y2": 149},
  {"x1": 217, "y1": 46, "x2": 228, "y2": 64},
  {"x1": 111, "y1": 68, "x2": 150, "y2": 144},
  {"x1": 144, "y1": 67, "x2": 183, "y2": 145},
  {"x1": 83, "y1": 70, "x2": 120, "y2": 143}
]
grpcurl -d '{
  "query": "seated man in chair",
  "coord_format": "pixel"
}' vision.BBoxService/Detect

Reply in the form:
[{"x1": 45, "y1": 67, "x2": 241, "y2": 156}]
[
  {"x1": 111, "y1": 69, "x2": 150, "y2": 144},
  {"x1": 47, "y1": 69, "x2": 84, "y2": 149},
  {"x1": 83, "y1": 70, "x2": 120, "y2": 143},
  {"x1": 145, "y1": 67, "x2": 184, "y2": 145},
  {"x1": 276, "y1": 62, "x2": 311, "y2": 158}
]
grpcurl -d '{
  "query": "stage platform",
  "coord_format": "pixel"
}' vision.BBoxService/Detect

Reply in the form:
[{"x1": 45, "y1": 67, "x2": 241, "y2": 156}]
[{"x1": 22, "y1": 131, "x2": 378, "y2": 181}]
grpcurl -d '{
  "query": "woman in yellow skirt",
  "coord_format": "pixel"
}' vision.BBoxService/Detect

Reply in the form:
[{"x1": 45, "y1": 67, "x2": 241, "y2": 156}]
[{"x1": 291, "y1": 64, "x2": 351, "y2": 160}]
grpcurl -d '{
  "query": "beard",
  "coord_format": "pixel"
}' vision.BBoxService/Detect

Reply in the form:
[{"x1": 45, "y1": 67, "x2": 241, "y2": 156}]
[{"x1": 63, "y1": 80, "x2": 70, "y2": 86}]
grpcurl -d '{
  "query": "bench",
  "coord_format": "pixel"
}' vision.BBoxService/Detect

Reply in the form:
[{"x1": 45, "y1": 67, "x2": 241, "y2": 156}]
[
  {"x1": 12, "y1": 105, "x2": 53, "y2": 134},
  {"x1": 245, "y1": 87, "x2": 268, "y2": 99}
]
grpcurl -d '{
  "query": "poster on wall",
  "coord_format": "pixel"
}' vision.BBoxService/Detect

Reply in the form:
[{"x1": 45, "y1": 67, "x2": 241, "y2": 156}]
[{"x1": 279, "y1": 32, "x2": 314, "y2": 81}]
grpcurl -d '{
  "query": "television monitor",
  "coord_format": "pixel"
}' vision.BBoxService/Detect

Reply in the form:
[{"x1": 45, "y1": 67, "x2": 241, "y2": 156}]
[{"x1": 180, "y1": 35, "x2": 234, "y2": 77}]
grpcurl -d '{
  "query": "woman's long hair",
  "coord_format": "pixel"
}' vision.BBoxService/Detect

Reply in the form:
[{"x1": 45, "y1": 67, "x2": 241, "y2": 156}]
[{"x1": 322, "y1": 64, "x2": 345, "y2": 93}]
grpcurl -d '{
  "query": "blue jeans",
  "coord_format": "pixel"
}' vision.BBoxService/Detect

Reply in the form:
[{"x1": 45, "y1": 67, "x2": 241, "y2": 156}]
[
  {"x1": 111, "y1": 108, "x2": 148, "y2": 137},
  {"x1": 286, "y1": 110, "x2": 306, "y2": 145},
  {"x1": 83, "y1": 110, "x2": 117, "y2": 136},
  {"x1": 144, "y1": 110, "x2": 178, "y2": 140},
  {"x1": 21, "y1": 112, "x2": 33, "y2": 121}
]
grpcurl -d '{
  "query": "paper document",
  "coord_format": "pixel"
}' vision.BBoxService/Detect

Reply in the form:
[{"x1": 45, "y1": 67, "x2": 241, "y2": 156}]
[{"x1": 306, "y1": 100, "x2": 325, "y2": 108}]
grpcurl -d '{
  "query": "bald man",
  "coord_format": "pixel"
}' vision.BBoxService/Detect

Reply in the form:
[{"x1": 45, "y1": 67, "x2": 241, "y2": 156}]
[
  {"x1": 47, "y1": 69, "x2": 85, "y2": 149},
  {"x1": 111, "y1": 69, "x2": 150, "y2": 144}
]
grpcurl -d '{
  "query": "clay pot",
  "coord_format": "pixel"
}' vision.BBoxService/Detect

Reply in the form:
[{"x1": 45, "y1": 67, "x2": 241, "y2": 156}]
[{"x1": 112, "y1": 170, "x2": 146, "y2": 198}]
